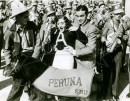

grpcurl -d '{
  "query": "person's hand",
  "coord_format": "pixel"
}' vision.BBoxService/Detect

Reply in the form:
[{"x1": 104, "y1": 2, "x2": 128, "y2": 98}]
[
  {"x1": 106, "y1": 41, "x2": 112, "y2": 48},
  {"x1": 93, "y1": 67, "x2": 99, "y2": 74},
  {"x1": 123, "y1": 35, "x2": 129, "y2": 41},
  {"x1": 116, "y1": 38, "x2": 121, "y2": 44},
  {"x1": 68, "y1": 26, "x2": 79, "y2": 31},
  {"x1": 54, "y1": 45, "x2": 58, "y2": 51},
  {"x1": 64, "y1": 46, "x2": 76, "y2": 56},
  {"x1": 101, "y1": 37, "x2": 106, "y2": 43}
]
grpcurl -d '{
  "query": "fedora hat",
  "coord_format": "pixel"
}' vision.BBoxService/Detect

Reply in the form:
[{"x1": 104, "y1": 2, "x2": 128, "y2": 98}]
[
  {"x1": 112, "y1": 3, "x2": 124, "y2": 14},
  {"x1": 44, "y1": 5, "x2": 55, "y2": 16},
  {"x1": 11, "y1": 1, "x2": 32, "y2": 18}
]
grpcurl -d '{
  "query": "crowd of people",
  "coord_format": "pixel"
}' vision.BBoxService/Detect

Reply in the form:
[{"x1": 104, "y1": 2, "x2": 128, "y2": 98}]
[{"x1": 0, "y1": 0, "x2": 130, "y2": 101}]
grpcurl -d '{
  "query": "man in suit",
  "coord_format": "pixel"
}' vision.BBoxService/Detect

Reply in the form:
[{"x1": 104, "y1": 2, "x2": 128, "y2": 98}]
[
  {"x1": 67, "y1": 5, "x2": 99, "y2": 70},
  {"x1": 65, "y1": 5, "x2": 100, "y2": 101}
]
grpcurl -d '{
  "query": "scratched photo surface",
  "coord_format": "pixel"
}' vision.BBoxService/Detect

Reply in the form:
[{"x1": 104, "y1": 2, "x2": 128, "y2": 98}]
[{"x1": 0, "y1": 0, "x2": 130, "y2": 101}]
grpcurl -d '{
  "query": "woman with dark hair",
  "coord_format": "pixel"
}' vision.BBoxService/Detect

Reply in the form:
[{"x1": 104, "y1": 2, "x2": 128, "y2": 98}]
[{"x1": 52, "y1": 16, "x2": 88, "y2": 69}]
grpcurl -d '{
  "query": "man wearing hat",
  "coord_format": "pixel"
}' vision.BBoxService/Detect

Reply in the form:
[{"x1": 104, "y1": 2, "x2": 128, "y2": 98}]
[
  {"x1": 97, "y1": 0, "x2": 106, "y2": 22},
  {"x1": 87, "y1": 5, "x2": 94, "y2": 21},
  {"x1": 92, "y1": 1, "x2": 106, "y2": 70},
  {"x1": 71, "y1": 0, "x2": 78, "y2": 23},
  {"x1": 64, "y1": 2, "x2": 72, "y2": 22},
  {"x1": 37, "y1": 0, "x2": 44, "y2": 12},
  {"x1": 29, "y1": 0, "x2": 39, "y2": 27},
  {"x1": 101, "y1": 3, "x2": 124, "y2": 100},
  {"x1": 3, "y1": 1, "x2": 45, "y2": 101},
  {"x1": 32, "y1": 5, "x2": 58, "y2": 100},
  {"x1": 55, "y1": 0, "x2": 63, "y2": 17},
  {"x1": 32, "y1": 5, "x2": 57, "y2": 65},
  {"x1": 48, "y1": 0, "x2": 56, "y2": 10},
  {"x1": 3, "y1": 0, "x2": 16, "y2": 36},
  {"x1": 37, "y1": 0, "x2": 45, "y2": 31},
  {"x1": 56, "y1": 5, "x2": 63, "y2": 17},
  {"x1": 72, "y1": 0, "x2": 78, "y2": 10}
]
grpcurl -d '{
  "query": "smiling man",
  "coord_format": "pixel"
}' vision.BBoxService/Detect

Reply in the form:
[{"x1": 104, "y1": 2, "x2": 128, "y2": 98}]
[
  {"x1": 66, "y1": 5, "x2": 100, "y2": 100},
  {"x1": 71, "y1": 5, "x2": 99, "y2": 70}
]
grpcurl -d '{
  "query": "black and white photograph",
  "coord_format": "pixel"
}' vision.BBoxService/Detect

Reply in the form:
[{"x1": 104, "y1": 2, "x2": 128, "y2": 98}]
[{"x1": 0, "y1": 0, "x2": 130, "y2": 101}]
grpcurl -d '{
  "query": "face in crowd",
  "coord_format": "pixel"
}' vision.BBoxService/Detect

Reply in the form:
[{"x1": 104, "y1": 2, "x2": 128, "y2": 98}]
[
  {"x1": 66, "y1": 8, "x2": 72, "y2": 15},
  {"x1": 16, "y1": 11, "x2": 29, "y2": 26},
  {"x1": 72, "y1": 4, "x2": 78, "y2": 11},
  {"x1": 114, "y1": 12, "x2": 123, "y2": 22},
  {"x1": 32, "y1": 4, "x2": 37, "y2": 12},
  {"x1": 37, "y1": 4, "x2": 44, "y2": 12},
  {"x1": 122, "y1": 16, "x2": 130, "y2": 31},
  {"x1": 75, "y1": 5, "x2": 88, "y2": 25},
  {"x1": 57, "y1": 5, "x2": 63, "y2": 12},
  {"x1": 99, "y1": 4, "x2": 106, "y2": 14},
  {"x1": 47, "y1": 13, "x2": 56, "y2": 24},
  {"x1": 51, "y1": 3, "x2": 56, "y2": 10}
]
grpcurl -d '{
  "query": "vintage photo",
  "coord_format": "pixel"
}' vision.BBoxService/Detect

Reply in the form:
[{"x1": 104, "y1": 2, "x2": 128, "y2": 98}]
[{"x1": 0, "y1": 0, "x2": 130, "y2": 101}]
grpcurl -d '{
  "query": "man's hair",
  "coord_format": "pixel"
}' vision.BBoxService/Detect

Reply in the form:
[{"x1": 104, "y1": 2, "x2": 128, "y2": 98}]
[{"x1": 76, "y1": 5, "x2": 88, "y2": 15}]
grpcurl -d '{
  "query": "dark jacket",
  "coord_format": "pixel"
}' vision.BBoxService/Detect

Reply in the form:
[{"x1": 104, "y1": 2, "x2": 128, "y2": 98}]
[{"x1": 4, "y1": 21, "x2": 36, "y2": 65}]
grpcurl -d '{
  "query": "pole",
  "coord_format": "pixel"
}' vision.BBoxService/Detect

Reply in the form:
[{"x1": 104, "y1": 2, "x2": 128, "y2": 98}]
[
  {"x1": 127, "y1": 49, "x2": 130, "y2": 97},
  {"x1": 125, "y1": 0, "x2": 130, "y2": 97},
  {"x1": 0, "y1": 26, "x2": 3, "y2": 69}
]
